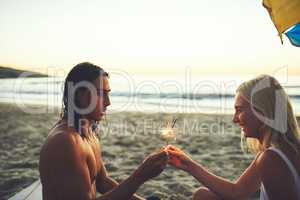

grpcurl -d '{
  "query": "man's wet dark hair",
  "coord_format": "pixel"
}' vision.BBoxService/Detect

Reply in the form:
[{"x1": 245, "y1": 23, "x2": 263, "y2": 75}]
[{"x1": 61, "y1": 62, "x2": 108, "y2": 136}]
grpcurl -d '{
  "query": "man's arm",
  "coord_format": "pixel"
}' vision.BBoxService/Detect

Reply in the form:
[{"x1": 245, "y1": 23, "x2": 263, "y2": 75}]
[
  {"x1": 96, "y1": 160, "x2": 145, "y2": 200},
  {"x1": 96, "y1": 163, "x2": 118, "y2": 194},
  {"x1": 96, "y1": 173, "x2": 144, "y2": 200},
  {"x1": 95, "y1": 149, "x2": 168, "y2": 200},
  {"x1": 98, "y1": 175, "x2": 145, "y2": 200}
]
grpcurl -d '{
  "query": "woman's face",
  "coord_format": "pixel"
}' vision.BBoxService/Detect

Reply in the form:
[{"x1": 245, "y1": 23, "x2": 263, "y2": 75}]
[{"x1": 233, "y1": 93, "x2": 264, "y2": 139}]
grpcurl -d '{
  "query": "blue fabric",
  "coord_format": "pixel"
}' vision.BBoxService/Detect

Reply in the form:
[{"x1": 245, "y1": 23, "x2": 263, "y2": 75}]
[{"x1": 285, "y1": 24, "x2": 300, "y2": 47}]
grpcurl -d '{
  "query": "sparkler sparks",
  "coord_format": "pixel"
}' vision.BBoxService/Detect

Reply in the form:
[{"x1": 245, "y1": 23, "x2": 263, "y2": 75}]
[{"x1": 160, "y1": 118, "x2": 177, "y2": 145}]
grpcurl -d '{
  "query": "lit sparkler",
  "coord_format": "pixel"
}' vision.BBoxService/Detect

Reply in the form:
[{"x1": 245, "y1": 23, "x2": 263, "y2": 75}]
[{"x1": 160, "y1": 118, "x2": 177, "y2": 145}]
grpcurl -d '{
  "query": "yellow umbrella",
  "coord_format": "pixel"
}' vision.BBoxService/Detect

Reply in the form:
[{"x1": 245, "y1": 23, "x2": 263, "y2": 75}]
[{"x1": 263, "y1": 0, "x2": 300, "y2": 44}]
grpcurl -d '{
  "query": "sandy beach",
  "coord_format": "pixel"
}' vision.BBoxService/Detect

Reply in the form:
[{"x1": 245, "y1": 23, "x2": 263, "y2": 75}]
[{"x1": 0, "y1": 103, "x2": 263, "y2": 200}]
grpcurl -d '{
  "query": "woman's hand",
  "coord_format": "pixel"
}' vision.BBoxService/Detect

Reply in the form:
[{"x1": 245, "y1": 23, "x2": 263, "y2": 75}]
[{"x1": 165, "y1": 145, "x2": 194, "y2": 172}]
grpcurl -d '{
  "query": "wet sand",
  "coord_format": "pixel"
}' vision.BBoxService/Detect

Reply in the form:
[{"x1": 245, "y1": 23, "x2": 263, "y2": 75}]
[{"x1": 0, "y1": 103, "x2": 262, "y2": 200}]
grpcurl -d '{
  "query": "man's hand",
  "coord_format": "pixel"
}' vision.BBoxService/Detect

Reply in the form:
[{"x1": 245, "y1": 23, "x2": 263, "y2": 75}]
[{"x1": 133, "y1": 150, "x2": 168, "y2": 184}]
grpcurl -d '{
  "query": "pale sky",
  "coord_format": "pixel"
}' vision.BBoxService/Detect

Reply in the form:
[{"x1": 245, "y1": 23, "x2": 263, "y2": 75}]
[{"x1": 0, "y1": 0, "x2": 300, "y2": 76}]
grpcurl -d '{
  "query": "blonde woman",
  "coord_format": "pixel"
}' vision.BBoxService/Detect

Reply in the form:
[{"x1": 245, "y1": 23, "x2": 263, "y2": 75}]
[{"x1": 166, "y1": 75, "x2": 300, "y2": 200}]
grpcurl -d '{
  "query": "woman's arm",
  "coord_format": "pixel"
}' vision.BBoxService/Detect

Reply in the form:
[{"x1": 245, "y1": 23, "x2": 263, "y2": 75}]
[
  {"x1": 166, "y1": 146, "x2": 261, "y2": 199},
  {"x1": 188, "y1": 158, "x2": 261, "y2": 199}
]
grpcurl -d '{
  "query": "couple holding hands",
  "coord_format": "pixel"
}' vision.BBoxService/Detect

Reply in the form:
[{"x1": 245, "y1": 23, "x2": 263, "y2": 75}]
[{"x1": 39, "y1": 62, "x2": 300, "y2": 200}]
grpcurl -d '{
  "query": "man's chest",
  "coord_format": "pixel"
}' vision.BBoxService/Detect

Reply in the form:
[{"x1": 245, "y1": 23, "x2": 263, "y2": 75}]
[{"x1": 84, "y1": 138, "x2": 102, "y2": 183}]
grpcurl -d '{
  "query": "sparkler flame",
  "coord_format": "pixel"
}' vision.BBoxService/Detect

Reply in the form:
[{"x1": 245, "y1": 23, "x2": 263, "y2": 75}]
[
  {"x1": 160, "y1": 128, "x2": 176, "y2": 142},
  {"x1": 160, "y1": 118, "x2": 177, "y2": 144}
]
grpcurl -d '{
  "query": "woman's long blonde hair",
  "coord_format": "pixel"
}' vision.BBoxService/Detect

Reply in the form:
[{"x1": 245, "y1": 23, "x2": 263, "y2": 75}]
[{"x1": 236, "y1": 75, "x2": 300, "y2": 154}]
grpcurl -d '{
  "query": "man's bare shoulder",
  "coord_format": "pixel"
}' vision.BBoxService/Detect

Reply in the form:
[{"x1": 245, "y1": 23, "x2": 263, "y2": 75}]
[
  {"x1": 39, "y1": 121, "x2": 97, "y2": 200},
  {"x1": 40, "y1": 121, "x2": 85, "y2": 162}
]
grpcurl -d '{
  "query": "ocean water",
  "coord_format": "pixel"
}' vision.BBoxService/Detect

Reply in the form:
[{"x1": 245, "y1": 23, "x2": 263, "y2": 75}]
[{"x1": 0, "y1": 74, "x2": 300, "y2": 114}]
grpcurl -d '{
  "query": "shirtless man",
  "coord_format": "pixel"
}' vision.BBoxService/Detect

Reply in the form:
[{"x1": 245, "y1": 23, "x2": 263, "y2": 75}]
[{"x1": 39, "y1": 62, "x2": 168, "y2": 200}]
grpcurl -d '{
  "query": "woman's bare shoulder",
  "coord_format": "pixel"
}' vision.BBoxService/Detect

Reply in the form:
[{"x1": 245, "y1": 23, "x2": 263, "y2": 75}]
[
  {"x1": 256, "y1": 149, "x2": 285, "y2": 172},
  {"x1": 256, "y1": 148, "x2": 294, "y2": 186},
  {"x1": 255, "y1": 148, "x2": 300, "y2": 199}
]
